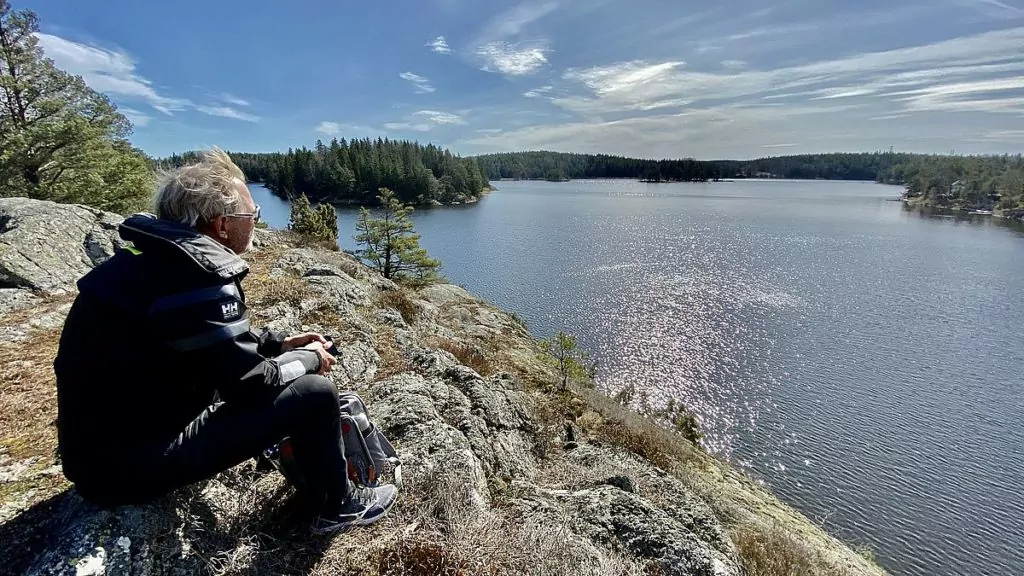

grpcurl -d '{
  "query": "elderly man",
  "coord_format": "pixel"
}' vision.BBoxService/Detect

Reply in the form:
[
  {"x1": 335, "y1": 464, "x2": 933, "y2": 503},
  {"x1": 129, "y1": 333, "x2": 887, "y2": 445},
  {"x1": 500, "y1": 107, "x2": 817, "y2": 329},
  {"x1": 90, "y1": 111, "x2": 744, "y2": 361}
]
[{"x1": 54, "y1": 148, "x2": 396, "y2": 533}]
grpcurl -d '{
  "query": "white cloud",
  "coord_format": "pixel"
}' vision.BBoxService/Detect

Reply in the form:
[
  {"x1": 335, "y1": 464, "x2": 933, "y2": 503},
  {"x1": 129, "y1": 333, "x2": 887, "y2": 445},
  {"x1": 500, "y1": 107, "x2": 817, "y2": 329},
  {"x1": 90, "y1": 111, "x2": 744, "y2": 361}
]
[
  {"x1": 400, "y1": 71, "x2": 436, "y2": 93},
  {"x1": 383, "y1": 109, "x2": 465, "y2": 132},
  {"x1": 477, "y1": 42, "x2": 549, "y2": 75},
  {"x1": 195, "y1": 105, "x2": 260, "y2": 122},
  {"x1": 524, "y1": 85, "x2": 554, "y2": 98},
  {"x1": 547, "y1": 27, "x2": 1024, "y2": 118},
  {"x1": 118, "y1": 107, "x2": 151, "y2": 127},
  {"x1": 413, "y1": 110, "x2": 465, "y2": 124},
  {"x1": 459, "y1": 26, "x2": 1024, "y2": 158},
  {"x1": 471, "y1": 1, "x2": 557, "y2": 77},
  {"x1": 721, "y1": 60, "x2": 747, "y2": 70},
  {"x1": 428, "y1": 36, "x2": 451, "y2": 54},
  {"x1": 478, "y1": 1, "x2": 558, "y2": 40},
  {"x1": 383, "y1": 122, "x2": 432, "y2": 132},
  {"x1": 220, "y1": 93, "x2": 250, "y2": 107},
  {"x1": 37, "y1": 33, "x2": 260, "y2": 123},
  {"x1": 960, "y1": 0, "x2": 1024, "y2": 18},
  {"x1": 36, "y1": 33, "x2": 189, "y2": 114},
  {"x1": 315, "y1": 121, "x2": 342, "y2": 135}
]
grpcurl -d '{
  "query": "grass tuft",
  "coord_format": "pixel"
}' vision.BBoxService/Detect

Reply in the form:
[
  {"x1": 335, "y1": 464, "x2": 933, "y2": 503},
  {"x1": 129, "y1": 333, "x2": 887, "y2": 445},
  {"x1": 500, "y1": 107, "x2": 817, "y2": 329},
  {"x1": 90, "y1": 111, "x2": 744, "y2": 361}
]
[
  {"x1": 428, "y1": 338, "x2": 492, "y2": 377},
  {"x1": 732, "y1": 522, "x2": 856, "y2": 576},
  {"x1": 377, "y1": 289, "x2": 420, "y2": 325}
]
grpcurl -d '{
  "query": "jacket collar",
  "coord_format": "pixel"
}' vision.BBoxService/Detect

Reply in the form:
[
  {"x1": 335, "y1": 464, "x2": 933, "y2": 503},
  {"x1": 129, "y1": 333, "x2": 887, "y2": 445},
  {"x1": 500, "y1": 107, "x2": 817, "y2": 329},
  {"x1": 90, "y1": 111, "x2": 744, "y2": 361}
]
[{"x1": 119, "y1": 213, "x2": 249, "y2": 280}]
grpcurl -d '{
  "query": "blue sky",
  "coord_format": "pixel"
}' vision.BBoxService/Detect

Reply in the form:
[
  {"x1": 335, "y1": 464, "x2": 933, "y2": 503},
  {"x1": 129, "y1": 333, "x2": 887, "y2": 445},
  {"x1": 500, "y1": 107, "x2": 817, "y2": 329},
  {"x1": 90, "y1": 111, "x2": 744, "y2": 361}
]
[{"x1": 23, "y1": 0, "x2": 1024, "y2": 159}]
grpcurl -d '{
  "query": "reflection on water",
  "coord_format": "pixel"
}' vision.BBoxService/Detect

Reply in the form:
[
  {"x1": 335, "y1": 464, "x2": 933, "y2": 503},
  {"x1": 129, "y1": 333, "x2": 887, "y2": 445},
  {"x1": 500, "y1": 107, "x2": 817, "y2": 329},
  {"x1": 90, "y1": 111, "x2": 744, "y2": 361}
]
[{"x1": 249, "y1": 181, "x2": 1024, "y2": 576}]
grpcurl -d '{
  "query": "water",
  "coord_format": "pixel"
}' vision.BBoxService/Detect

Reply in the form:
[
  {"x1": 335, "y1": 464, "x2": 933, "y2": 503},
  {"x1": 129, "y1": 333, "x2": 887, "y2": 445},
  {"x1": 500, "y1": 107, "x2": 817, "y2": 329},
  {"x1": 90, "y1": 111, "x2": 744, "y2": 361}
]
[{"x1": 249, "y1": 180, "x2": 1024, "y2": 576}]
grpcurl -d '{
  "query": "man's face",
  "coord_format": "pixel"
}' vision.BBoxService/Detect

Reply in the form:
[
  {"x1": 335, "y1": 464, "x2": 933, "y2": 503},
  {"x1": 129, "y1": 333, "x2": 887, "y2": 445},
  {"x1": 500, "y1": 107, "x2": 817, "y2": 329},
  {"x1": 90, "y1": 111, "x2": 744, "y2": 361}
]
[{"x1": 222, "y1": 179, "x2": 257, "y2": 254}]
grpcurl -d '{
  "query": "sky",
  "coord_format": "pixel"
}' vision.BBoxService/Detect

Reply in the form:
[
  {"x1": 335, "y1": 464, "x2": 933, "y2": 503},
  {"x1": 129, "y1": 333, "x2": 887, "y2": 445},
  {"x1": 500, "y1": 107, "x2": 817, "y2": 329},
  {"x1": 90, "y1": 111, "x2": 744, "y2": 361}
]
[{"x1": 21, "y1": 0, "x2": 1024, "y2": 160}]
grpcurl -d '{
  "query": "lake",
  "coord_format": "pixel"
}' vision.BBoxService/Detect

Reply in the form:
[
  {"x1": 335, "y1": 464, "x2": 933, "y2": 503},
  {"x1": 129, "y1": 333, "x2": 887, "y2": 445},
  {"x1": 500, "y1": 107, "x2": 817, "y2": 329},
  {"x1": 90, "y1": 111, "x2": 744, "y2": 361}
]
[{"x1": 249, "y1": 179, "x2": 1024, "y2": 576}]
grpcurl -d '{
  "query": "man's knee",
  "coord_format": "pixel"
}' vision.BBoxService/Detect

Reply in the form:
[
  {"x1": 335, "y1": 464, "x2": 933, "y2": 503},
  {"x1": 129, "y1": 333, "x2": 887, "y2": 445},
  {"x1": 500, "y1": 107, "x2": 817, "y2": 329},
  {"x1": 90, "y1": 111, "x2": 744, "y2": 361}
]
[{"x1": 289, "y1": 374, "x2": 340, "y2": 417}]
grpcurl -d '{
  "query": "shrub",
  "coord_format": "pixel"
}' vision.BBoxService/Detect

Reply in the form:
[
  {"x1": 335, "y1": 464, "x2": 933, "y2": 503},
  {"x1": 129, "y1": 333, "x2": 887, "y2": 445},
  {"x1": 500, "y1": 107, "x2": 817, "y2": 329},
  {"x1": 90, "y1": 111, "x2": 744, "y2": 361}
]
[
  {"x1": 377, "y1": 289, "x2": 419, "y2": 325},
  {"x1": 432, "y1": 338, "x2": 492, "y2": 377}
]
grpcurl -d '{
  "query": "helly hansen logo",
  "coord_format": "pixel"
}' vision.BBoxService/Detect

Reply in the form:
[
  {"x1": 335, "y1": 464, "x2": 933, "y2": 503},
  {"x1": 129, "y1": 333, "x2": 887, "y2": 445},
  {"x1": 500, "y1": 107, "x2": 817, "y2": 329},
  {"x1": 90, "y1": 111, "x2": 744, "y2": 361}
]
[{"x1": 221, "y1": 301, "x2": 240, "y2": 320}]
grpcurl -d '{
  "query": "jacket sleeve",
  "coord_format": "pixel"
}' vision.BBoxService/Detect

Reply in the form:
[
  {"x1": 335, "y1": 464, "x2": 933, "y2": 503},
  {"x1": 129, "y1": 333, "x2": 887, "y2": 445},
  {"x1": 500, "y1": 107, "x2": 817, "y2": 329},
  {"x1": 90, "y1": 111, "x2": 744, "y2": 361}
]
[
  {"x1": 257, "y1": 328, "x2": 287, "y2": 358},
  {"x1": 149, "y1": 281, "x2": 321, "y2": 404}
]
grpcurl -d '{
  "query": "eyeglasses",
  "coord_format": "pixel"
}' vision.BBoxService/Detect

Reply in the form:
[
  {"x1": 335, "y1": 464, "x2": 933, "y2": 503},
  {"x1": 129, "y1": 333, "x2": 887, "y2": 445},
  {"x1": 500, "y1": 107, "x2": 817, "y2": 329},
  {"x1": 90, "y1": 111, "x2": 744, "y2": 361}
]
[{"x1": 226, "y1": 204, "x2": 260, "y2": 223}]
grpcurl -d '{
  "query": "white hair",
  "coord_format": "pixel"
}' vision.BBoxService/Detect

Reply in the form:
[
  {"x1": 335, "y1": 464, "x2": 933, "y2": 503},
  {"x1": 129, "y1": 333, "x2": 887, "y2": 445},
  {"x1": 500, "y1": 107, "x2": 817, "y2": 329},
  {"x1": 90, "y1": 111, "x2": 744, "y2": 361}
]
[{"x1": 153, "y1": 147, "x2": 247, "y2": 228}]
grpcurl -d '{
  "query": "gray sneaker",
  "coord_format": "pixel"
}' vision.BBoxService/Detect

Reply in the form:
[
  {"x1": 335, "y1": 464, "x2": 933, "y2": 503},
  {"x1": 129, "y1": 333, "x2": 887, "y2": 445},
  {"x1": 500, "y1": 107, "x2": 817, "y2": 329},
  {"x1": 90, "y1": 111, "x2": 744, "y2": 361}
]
[{"x1": 311, "y1": 484, "x2": 399, "y2": 534}]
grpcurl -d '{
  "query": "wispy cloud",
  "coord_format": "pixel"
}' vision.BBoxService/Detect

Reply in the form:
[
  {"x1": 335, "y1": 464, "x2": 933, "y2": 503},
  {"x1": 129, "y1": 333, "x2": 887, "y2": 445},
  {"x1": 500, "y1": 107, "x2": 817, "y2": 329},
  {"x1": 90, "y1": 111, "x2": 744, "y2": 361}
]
[
  {"x1": 477, "y1": 42, "x2": 550, "y2": 75},
  {"x1": 37, "y1": 33, "x2": 259, "y2": 122},
  {"x1": 36, "y1": 33, "x2": 190, "y2": 115},
  {"x1": 413, "y1": 110, "x2": 465, "y2": 124},
  {"x1": 960, "y1": 0, "x2": 1024, "y2": 18},
  {"x1": 461, "y1": 25, "x2": 1024, "y2": 158},
  {"x1": 119, "y1": 107, "x2": 151, "y2": 127},
  {"x1": 399, "y1": 71, "x2": 436, "y2": 93},
  {"x1": 472, "y1": 1, "x2": 557, "y2": 76},
  {"x1": 382, "y1": 122, "x2": 432, "y2": 132},
  {"x1": 220, "y1": 93, "x2": 251, "y2": 107},
  {"x1": 195, "y1": 105, "x2": 260, "y2": 122},
  {"x1": 870, "y1": 113, "x2": 912, "y2": 121},
  {"x1": 721, "y1": 60, "x2": 748, "y2": 70},
  {"x1": 427, "y1": 35, "x2": 451, "y2": 54},
  {"x1": 524, "y1": 85, "x2": 554, "y2": 98},
  {"x1": 478, "y1": 1, "x2": 558, "y2": 39},
  {"x1": 547, "y1": 27, "x2": 1024, "y2": 118},
  {"x1": 315, "y1": 121, "x2": 342, "y2": 135},
  {"x1": 383, "y1": 109, "x2": 465, "y2": 132}
]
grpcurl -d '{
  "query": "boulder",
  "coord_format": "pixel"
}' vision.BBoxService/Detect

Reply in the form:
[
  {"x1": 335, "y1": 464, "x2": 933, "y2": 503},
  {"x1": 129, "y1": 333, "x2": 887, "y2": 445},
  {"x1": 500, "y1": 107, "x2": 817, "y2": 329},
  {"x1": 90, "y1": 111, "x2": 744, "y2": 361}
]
[{"x1": 0, "y1": 198, "x2": 125, "y2": 295}]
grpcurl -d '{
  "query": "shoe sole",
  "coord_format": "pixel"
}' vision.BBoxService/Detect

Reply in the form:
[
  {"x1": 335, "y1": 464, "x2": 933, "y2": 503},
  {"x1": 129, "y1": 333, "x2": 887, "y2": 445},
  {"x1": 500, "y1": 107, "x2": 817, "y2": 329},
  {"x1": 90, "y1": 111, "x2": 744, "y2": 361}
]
[{"x1": 311, "y1": 497, "x2": 398, "y2": 535}]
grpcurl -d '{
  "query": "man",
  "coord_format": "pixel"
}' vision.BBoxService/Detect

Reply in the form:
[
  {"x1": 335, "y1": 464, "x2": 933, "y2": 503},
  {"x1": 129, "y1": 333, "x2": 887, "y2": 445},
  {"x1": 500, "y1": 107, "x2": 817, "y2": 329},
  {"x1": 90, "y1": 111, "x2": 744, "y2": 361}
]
[{"x1": 53, "y1": 148, "x2": 397, "y2": 534}]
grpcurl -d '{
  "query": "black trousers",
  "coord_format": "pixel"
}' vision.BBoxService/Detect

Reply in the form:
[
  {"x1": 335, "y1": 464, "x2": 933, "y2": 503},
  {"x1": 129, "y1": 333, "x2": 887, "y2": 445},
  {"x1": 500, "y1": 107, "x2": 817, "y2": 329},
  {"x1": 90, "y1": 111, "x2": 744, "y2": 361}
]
[{"x1": 82, "y1": 375, "x2": 351, "y2": 510}]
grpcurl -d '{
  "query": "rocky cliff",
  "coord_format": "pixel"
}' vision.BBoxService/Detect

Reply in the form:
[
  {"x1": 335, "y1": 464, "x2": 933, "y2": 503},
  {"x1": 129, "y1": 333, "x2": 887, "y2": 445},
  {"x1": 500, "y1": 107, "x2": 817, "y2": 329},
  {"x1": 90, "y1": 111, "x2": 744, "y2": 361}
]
[{"x1": 0, "y1": 198, "x2": 887, "y2": 576}]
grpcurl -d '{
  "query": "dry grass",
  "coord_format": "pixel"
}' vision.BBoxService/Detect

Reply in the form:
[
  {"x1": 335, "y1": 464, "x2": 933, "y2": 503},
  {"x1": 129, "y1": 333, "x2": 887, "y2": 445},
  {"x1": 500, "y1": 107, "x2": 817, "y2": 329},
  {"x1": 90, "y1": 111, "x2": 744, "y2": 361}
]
[
  {"x1": 427, "y1": 338, "x2": 492, "y2": 377},
  {"x1": 0, "y1": 327, "x2": 62, "y2": 462},
  {"x1": 373, "y1": 327, "x2": 410, "y2": 382},
  {"x1": 303, "y1": 464, "x2": 652, "y2": 576},
  {"x1": 377, "y1": 289, "x2": 419, "y2": 325},
  {"x1": 732, "y1": 522, "x2": 856, "y2": 576}
]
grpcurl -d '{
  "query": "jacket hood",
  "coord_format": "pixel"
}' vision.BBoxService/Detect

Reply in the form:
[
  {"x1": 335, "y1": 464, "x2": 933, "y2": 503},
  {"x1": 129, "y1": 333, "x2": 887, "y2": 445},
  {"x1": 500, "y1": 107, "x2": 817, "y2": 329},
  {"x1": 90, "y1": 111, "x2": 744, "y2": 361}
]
[{"x1": 119, "y1": 213, "x2": 249, "y2": 280}]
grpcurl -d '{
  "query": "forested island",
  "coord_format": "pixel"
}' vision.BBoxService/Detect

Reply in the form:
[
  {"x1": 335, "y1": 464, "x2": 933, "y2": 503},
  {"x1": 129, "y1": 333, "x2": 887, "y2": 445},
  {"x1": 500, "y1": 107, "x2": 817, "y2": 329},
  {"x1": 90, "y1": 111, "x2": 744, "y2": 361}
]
[
  {"x1": 475, "y1": 151, "x2": 1024, "y2": 214},
  {"x1": 160, "y1": 139, "x2": 491, "y2": 207}
]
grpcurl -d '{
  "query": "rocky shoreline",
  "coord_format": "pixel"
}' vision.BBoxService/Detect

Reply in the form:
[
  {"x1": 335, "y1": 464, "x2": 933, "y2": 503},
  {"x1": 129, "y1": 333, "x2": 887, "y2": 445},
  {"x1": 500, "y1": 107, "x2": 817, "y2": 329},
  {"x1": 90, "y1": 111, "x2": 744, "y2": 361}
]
[{"x1": 0, "y1": 198, "x2": 886, "y2": 575}]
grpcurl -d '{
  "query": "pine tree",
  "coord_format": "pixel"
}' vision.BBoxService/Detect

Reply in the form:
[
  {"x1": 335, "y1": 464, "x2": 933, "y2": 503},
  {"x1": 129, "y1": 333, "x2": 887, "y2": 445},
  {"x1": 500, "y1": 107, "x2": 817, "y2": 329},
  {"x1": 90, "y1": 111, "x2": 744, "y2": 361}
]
[
  {"x1": 288, "y1": 192, "x2": 316, "y2": 233},
  {"x1": 0, "y1": 0, "x2": 153, "y2": 213},
  {"x1": 315, "y1": 202, "x2": 338, "y2": 242},
  {"x1": 287, "y1": 192, "x2": 338, "y2": 243},
  {"x1": 354, "y1": 187, "x2": 440, "y2": 286}
]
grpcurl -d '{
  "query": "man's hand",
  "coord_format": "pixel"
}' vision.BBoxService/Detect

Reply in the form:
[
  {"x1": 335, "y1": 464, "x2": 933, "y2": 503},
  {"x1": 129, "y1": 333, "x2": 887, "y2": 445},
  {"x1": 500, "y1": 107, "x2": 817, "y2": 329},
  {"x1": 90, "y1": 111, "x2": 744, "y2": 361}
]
[
  {"x1": 301, "y1": 341, "x2": 335, "y2": 375},
  {"x1": 281, "y1": 332, "x2": 327, "y2": 353}
]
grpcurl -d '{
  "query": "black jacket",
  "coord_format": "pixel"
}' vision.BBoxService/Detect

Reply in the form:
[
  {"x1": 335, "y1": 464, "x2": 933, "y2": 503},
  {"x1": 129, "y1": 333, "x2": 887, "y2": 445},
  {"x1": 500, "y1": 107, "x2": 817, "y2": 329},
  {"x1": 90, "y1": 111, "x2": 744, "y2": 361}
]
[{"x1": 54, "y1": 214, "x2": 321, "y2": 488}]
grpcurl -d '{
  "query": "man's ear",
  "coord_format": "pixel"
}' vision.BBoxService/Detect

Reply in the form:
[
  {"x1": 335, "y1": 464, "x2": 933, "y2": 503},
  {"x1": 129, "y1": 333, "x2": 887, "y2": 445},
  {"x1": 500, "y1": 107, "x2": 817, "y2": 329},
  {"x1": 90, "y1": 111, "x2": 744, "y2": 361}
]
[{"x1": 204, "y1": 215, "x2": 231, "y2": 241}]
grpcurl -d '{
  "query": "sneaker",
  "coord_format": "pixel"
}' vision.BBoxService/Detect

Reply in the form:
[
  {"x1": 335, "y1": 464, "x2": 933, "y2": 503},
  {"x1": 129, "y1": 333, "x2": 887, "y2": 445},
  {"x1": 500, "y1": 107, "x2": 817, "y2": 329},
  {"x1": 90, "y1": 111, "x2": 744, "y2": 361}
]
[{"x1": 311, "y1": 484, "x2": 399, "y2": 534}]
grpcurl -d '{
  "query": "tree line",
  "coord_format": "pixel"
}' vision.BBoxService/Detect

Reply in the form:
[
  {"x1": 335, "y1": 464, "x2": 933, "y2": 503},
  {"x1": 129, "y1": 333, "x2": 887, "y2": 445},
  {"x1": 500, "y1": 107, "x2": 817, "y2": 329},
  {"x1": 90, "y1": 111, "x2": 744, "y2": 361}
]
[
  {"x1": 159, "y1": 139, "x2": 491, "y2": 207},
  {"x1": 474, "y1": 151, "x2": 927, "y2": 182},
  {"x1": 474, "y1": 151, "x2": 721, "y2": 182},
  {"x1": 474, "y1": 151, "x2": 1024, "y2": 212}
]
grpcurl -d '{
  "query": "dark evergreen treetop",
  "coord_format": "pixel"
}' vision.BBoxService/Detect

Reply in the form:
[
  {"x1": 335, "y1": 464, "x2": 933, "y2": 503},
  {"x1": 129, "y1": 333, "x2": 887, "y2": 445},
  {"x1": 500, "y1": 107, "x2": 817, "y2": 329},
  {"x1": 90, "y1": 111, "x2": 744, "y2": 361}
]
[{"x1": 159, "y1": 138, "x2": 490, "y2": 207}]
